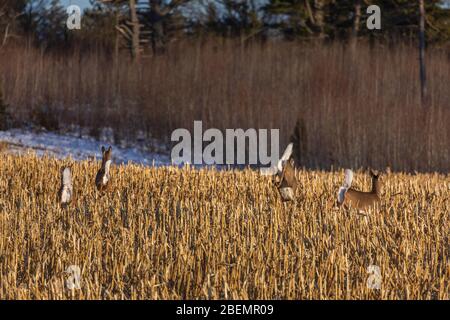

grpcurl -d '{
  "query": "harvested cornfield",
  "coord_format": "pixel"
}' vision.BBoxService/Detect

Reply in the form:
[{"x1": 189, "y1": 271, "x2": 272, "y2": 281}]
[{"x1": 0, "y1": 153, "x2": 449, "y2": 299}]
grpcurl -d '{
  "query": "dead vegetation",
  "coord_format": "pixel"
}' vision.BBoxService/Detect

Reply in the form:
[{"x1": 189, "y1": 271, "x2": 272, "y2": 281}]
[
  {"x1": 0, "y1": 153, "x2": 448, "y2": 299},
  {"x1": 1, "y1": 42, "x2": 449, "y2": 171}
]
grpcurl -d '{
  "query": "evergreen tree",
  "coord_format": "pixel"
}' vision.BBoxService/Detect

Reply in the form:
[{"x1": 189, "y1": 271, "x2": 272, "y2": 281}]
[{"x1": 262, "y1": 0, "x2": 450, "y2": 42}]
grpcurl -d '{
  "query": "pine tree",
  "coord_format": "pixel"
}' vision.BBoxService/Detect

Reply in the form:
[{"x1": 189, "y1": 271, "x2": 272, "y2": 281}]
[{"x1": 262, "y1": 0, "x2": 450, "y2": 42}]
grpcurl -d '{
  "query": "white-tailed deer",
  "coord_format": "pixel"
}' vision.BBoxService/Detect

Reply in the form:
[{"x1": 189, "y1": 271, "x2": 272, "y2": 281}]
[
  {"x1": 95, "y1": 146, "x2": 112, "y2": 192},
  {"x1": 274, "y1": 143, "x2": 298, "y2": 202},
  {"x1": 337, "y1": 169, "x2": 381, "y2": 212},
  {"x1": 58, "y1": 167, "x2": 73, "y2": 206}
]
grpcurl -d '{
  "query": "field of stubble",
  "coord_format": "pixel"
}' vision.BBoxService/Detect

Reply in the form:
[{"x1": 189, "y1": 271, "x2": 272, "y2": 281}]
[{"x1": 0, "y1": 153, "x2": 448, "y2": 299}]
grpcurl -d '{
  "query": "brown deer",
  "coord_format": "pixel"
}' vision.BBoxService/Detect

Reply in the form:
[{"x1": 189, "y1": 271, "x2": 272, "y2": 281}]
[
  {"x1": 58, "y1": 167, "x2": 73, "y2": 206},
  {"x1": 337, "y1": 169, "x2": 381, "y2": 212},
  {"x1": 274, "y1": 143, "x2": 298, "y2": 202},
  {"x1": 95, "y1": 146, "x2": 112, "y2": 192}
]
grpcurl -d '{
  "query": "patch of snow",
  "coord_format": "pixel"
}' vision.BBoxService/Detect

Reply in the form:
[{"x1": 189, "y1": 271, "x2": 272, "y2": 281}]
[{"x1": 0, "y1": 128, "x2": 170, "y2": 166}]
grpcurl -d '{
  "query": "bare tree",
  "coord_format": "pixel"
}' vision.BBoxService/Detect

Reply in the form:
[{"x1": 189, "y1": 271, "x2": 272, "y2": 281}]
[
  {"x1": 147, "y1": 0, "x2": 191, "y2": 54},
  {"x1": 419, "y1": 0, "x2": 427, "y2": 106},
  {"x1": 313, "y1": 0, "x2": 325, "y2": 37},
  {"x1": 99, "y1": 0, "x2": 190, "y2": 57},
  {"x1": 129, "y1": 0, "x2": 141, "y2": 61},
  {"x1": 0, "y1": 0, "x2": 26, "y2": 47},
  {"x1": 350, "y1": 0, "x2": 361, "y2": 51},
  {"x1": 98, "y1": 0, "x2": 141, "y2": 61}
]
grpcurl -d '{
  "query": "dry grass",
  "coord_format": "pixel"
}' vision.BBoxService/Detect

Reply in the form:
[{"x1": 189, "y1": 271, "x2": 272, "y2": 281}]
[
  {"x1": 0, "y1": 153, "x2": 448, "y2": 299},
  {"x1": 1, "y1": 41, "x2": 449, "y2": 172}
]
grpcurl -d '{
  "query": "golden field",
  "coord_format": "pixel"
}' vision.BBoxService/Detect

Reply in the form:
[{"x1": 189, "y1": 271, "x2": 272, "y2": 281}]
[{"x1": 0, "y1": 153, "x2": 448, "y2": 300}]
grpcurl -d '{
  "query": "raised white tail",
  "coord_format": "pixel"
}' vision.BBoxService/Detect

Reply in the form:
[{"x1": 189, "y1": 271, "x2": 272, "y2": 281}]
[
  {"x1": 103, "y1": 160, "x2": 112, "y2": 185},
  {"x1": 259, "y1": 142, "x2": 294, "y2": 176},
  {"x1": 277, "y1": 143, "x2": 293, "y2": 173},
  {"x1": 60, "y1": 167, "x2": 73, "y2": 205},
  {"x1": 337, "y1": 169, "x2": 353, "y2": 204}
]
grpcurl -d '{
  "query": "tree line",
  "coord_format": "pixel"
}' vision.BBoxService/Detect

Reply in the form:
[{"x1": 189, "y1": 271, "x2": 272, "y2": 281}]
[{"x1": 1, "y1": 0, "x2": 449, "y2": 55}]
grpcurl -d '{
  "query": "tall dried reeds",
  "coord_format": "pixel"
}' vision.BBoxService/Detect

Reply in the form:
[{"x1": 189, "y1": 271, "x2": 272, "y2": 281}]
[{"x1": 0, "y1": 41, "x2": 448, "y2": 171}]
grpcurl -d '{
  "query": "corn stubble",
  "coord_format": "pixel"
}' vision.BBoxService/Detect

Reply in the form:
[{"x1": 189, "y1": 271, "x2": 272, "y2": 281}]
[{"x1": 0, "y1": 153, "x2": 448, "y2": 300}]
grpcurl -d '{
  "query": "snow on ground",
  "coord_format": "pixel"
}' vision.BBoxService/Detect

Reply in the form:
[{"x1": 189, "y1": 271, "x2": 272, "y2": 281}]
[{"x1": 0, "y1": 128, "x2": 171, "y2": 166}]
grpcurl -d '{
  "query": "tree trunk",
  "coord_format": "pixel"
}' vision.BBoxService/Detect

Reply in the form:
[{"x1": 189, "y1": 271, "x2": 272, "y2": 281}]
[
  {"x1": 419, "y1": 0, "x2": 427, "y2": 106},
  {"x1": 149, "y1": 0, "x2": 166, "y2": 55},
  {"x1": 129, "y1": 0, "x2": 141, "y2": 62},
  {"x1": 313, "y1": 0, "x2": 325, "y2": 38},
  {"x1": 350, "y1": 0, "x2": 361, "y2": 51},
  {"x1": 1, "y1": 24, "x2": 9, "y2": 47},
  {"x1": 114, "y1": 9, "x2": 120, "y2": 64}
]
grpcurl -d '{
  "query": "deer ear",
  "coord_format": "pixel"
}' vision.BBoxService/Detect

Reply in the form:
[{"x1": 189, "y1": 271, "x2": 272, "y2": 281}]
[
  {"x1": 101, "y1": 146, "x2": 105, "y2": 153},
  {"x1": 108, "y1": 146, "x2": 112, "y2": 152},
  {"x1": 370, "y1": 169, "x2": 379, "y2": 177}
]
